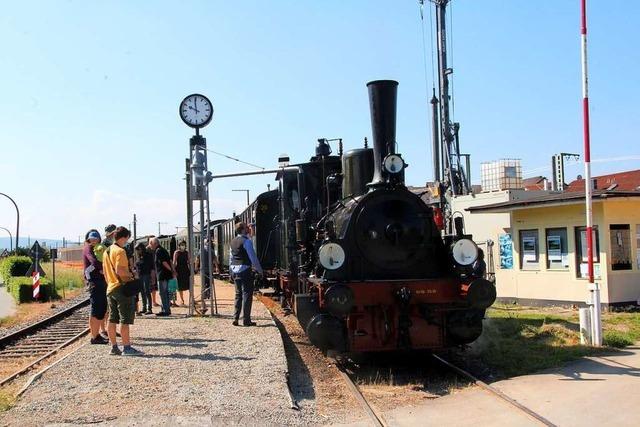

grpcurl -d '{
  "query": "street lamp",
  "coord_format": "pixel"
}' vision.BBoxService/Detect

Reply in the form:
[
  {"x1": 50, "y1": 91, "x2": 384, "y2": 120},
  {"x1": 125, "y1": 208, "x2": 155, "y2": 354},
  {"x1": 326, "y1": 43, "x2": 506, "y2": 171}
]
[
  {"x1": 0, "y1": 193, "x2": 19, "y2": 254},
  {"x1": 233, "y1": 189, "x2": 250, "y2": 207},
  {"x1": 158, "y1": 222, "x2": 168, "y2": 235},
  {"x1": 0, "y1": 226, "x2": 12, "y2": 252}
]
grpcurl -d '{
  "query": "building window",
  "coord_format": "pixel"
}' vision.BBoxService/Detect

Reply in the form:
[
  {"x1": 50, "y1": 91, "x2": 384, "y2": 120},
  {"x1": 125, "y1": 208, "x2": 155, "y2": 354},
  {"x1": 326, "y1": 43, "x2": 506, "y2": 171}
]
[
  {"x1": 519, "y1": 229, "x2": 539, "y2": 270},
  {"x1": 636, "y1": 225, "x2": 640, "y2": 269},
  {"x1": 575, "y1": 226, "x2": 601, "y2": 279},
  {"x1": 546, "y1": 228, "x2": 568, "y2": 270},
  {"x1": 609, "y1": 224, "x2": 632, "y2": 271}
]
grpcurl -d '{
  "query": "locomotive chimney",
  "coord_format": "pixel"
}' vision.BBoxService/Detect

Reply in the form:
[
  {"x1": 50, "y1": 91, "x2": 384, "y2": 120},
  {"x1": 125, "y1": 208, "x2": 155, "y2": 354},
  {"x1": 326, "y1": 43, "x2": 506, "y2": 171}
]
[{"x1": 367, "y1": 79, "x2": 398, "y2": 187}]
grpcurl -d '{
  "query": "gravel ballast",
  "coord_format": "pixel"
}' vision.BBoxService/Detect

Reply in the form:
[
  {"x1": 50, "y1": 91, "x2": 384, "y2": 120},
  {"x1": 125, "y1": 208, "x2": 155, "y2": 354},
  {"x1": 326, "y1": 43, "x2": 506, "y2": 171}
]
[{"x1": 0, "y1": 284, "x2": 323, "y2": 426}]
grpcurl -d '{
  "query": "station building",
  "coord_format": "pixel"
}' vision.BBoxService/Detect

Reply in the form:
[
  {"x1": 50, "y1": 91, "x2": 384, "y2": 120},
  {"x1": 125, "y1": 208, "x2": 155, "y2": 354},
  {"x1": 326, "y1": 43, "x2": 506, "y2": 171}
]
[{"x1": 454, "y1": 163, "x2": 640, "y2": 308}]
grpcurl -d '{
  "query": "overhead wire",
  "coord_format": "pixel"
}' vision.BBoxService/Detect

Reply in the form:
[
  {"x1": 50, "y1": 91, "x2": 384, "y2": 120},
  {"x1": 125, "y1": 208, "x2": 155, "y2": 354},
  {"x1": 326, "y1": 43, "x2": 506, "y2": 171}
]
[{"x1": 205, "y1": 148, "x2": 265, "y2": 170}]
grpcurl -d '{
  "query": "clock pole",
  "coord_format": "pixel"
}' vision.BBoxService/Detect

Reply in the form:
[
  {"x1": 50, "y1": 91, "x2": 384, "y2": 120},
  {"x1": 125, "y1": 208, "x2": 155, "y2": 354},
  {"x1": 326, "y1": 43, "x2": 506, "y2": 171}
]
[{"x1": 180, "y1": 93, "x2": 217, "y2": 317}]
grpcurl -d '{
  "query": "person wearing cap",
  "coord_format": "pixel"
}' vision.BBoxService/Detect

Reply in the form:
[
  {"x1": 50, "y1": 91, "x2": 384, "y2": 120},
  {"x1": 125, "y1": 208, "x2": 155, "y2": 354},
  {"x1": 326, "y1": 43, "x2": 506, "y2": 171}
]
[{"x1": 83, "y1": 230, "x2": 108, "y2": 345}]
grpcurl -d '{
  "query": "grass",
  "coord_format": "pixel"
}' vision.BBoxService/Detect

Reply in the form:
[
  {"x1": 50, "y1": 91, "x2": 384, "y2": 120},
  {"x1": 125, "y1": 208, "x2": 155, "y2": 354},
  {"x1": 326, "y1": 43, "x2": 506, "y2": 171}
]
[
  {"x1": 469, "y1": 304, "x2": 640, "y2": 379},
  {"x1": 41, "y1": 262, "x2": 85, "y2": 296},
  {"x1": 0, "y1": 390, "x2": 15, "y2": 412},
  {"x1": 0, "y1": 262, "x2": 85, "y2": 329}
]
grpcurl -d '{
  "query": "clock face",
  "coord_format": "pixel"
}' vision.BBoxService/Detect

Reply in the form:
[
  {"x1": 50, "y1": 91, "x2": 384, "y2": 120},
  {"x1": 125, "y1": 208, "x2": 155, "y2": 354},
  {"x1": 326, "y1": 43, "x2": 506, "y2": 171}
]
[
  {"x1": 383, "y1": 154, "x2": 404, "y2": 174},
  {"x1": 179, "y1": 94, "x2": 213, "y2": 128}
]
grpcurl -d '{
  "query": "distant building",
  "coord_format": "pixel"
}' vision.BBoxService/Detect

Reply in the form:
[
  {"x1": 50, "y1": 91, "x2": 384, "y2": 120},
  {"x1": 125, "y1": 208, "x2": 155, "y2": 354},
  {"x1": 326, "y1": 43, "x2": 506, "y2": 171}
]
[
  {"x1": 522, "y1": 176, "x2": 550, "y2": 191},
  {"x1": 566, "y1": 169, "x2": 640, "y2": 192},
  {"x1": 465, "y1": 189, "x2": 640, "y2": 308}
]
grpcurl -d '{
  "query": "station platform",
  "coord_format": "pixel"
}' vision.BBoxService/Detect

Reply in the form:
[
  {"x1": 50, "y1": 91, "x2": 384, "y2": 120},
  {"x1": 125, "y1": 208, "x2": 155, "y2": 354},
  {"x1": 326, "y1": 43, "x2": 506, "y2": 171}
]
[{"x1": 0, "y1": 281, "x2": 318, "y2": 426}]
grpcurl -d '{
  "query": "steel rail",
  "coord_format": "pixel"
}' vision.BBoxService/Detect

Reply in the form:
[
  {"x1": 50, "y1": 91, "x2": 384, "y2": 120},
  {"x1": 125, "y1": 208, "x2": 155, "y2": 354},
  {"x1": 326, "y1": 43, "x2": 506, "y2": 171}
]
[
  {"x1": 336, "y1": 364, "x2": 387, "y2": 427},
  {"x1": 0, "y1": 298, "x2": 90, "y2": 348},
  {"x1": 432, "y1": 354, "x2": 557, "y2": 427}
]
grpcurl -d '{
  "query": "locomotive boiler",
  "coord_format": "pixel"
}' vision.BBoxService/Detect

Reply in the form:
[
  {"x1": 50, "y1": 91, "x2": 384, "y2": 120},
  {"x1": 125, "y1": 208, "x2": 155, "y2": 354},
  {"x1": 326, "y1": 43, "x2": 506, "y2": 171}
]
[{"x1": 286, "y1": 80, "x2": 496, "y2": 353}]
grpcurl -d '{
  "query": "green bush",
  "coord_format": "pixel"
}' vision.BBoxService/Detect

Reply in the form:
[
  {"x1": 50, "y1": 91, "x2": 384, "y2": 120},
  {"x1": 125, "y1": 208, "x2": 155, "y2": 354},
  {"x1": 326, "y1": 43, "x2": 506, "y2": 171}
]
[
  {"x1": 5, "y1": 276, "x2": 58, "y2": 303},
  {"x1": 603, "y1": 330, "x2": 634, "y2": 348},
  {"x1": 0, "y1": 256, "x2": 32, "y2": 281}
]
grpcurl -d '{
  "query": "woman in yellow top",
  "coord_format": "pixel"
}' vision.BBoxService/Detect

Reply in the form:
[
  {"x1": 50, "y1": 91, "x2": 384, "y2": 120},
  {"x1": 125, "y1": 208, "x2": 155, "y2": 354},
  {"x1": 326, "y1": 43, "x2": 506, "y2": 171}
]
[{"x1": 103, "y1": 226, "x2": 142, "y2": 356}]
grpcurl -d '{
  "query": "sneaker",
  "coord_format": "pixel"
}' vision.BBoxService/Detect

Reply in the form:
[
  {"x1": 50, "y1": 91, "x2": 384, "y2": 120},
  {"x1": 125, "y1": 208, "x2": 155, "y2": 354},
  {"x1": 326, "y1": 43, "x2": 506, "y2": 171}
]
[
  {"x1": 155, "y1": 312, "x2": 168, "y2": 317},
  {"x1": 232, "y1": 320, "x2": 239, "y2": 326},
  {"x1": 116, "y1": 332, "x2": 122, "y2": 338},
  {"x1": 109, "y1": 347, "x2": 122, "y2": 356},
  {"x1": 122, "y1": 346, "x2": 143, "y2": 356},
  {"x1": 100, "y1": 331, "x2": 109, "y2": 339},
  {"x1": 90, "y1": 335, "x2": 109, "y2": 345},
  {"x1": 145, "y1": 310, "x2": 154, "y2": 315},
  {"x1": 243, "y1": 321, "x2": 257, "y2": 327}
]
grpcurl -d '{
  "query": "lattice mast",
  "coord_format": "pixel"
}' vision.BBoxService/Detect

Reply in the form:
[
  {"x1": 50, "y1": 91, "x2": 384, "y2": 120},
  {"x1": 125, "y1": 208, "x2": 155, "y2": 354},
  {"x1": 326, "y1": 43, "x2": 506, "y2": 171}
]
[{"x1": 429, "y1": 0, "x2": 470, "y2": 234}]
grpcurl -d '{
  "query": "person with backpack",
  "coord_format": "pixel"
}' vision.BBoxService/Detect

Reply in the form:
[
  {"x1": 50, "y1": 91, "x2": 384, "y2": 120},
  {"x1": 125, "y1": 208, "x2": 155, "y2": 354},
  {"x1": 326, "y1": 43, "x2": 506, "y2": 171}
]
[
  {"x1": 83, "y1": 230, "x2": 108, "y2": 345},
  {"x1": 103, "y1": 226, "x2": 142, "y2": 356}
]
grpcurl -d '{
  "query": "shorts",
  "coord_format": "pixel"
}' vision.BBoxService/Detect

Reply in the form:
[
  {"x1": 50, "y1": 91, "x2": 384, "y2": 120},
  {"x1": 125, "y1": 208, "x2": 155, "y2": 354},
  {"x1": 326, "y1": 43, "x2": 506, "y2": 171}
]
[
  {"x1": 88, "y1": 278, "x2": 108, "y2": 320},
  {"x1": 107, "y1": 286, "x2": 135, "y2": 325}
]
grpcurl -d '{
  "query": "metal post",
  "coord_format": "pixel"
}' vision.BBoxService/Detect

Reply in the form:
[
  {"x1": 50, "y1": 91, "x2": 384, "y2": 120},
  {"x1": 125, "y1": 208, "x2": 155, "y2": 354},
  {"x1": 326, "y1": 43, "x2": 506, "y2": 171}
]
[
  {"x1": 199, "y1": 199, "x2": 206, "y2": 313},
  {"x1": 0, "y1": 193, "x2": 19, "y2": 254},
  {"x1": 133, "y1": 214, "x2": 137, "y2": 245},
  {"x1": 0, "y1": 227, "x2": 12, "y2": 252},
  {"x1": 185, "y1": 158, "x2": 195, "y2": 316},
  {"x1": 206, "y1": 197, "x2": 218, "y2": 315},
  {"x1": 52, "y1": 254, "x2": 56, "y2": 301},
  {"x1": 581, "y1": 0, "x2": 601, "y2": 346},
  {"x1": 430, "y1": 90, "x2": 440, "y2": 182}
]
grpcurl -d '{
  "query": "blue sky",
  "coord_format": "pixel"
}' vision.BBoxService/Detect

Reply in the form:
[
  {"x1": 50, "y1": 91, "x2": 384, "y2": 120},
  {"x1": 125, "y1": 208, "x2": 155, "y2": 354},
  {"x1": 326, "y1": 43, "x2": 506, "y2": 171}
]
[{"x1": 0, "y1": 0, "x2": 638, "y2": 243}]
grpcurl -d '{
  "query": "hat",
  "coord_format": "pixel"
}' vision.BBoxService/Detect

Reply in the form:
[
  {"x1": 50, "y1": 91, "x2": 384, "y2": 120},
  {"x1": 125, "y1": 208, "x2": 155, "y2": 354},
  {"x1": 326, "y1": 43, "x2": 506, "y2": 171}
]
[
  {"x1": 87, "y1": 231, "x2": 101, "y2": 241},
  {"x1": 104, "y1": 224, "x2": 117, "y2": 235}
]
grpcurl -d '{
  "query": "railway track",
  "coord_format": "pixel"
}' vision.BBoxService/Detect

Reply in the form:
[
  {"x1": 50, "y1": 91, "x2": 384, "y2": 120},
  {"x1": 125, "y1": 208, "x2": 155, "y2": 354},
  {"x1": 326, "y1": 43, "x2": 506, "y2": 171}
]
[
  {"x1": 337, "y1": 354, "x2": 558, "y2": 427},
  {"x1": 0, "y1": 298, "x2": 91, "y2": 387}
]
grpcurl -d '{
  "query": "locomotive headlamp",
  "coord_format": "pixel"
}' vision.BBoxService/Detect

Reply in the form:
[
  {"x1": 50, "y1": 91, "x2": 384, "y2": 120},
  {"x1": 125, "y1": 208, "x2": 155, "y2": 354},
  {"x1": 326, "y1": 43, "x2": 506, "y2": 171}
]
[
  {"x1": 383, "y1": 154, "x2": 405, "y2": 174},
  {"x1": 451, "y1": 238, "x2": 479, "y2": 267},
  {"x1": 318, "y1": 242, "x2": 345, "y2": 270}
]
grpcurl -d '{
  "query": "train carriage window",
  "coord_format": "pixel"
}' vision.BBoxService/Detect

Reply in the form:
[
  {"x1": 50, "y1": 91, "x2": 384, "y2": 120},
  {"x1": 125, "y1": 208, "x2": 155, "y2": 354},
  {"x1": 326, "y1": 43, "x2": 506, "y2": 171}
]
[
  {"x1": 609, "y1": 224, "x2": 632, "y2": 271},
  {"x1": 519, "y1": 229, "x2": 539, "y2": 270},
  {"x1": 545, "y1": 228, "x2": 568, "y2": 270}
]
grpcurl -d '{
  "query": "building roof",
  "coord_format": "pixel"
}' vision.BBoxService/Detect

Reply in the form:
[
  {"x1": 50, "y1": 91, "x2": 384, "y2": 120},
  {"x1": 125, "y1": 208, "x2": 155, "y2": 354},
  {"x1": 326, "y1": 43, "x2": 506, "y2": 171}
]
[
  {"x1": 467, "y1": 190, "x2": 640, "y2": 213},
  {"x1": 522, "y1": 176, "x2": 547, "y2": 191},
  {"x1": 566, "y1": 169, "x2": 640, "y2": 192}
]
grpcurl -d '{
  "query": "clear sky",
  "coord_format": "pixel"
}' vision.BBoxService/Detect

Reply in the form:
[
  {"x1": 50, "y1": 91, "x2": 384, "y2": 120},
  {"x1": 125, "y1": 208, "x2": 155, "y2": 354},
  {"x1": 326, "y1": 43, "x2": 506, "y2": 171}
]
[{"x1": 1, "y1": 0, "x2": 638, "y2": 244}]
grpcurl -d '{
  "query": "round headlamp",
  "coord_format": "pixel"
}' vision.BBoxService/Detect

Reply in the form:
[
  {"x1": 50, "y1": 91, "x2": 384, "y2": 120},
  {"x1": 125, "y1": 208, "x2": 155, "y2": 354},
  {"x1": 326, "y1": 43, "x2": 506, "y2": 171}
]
[
  {"x1": 451, "y1": 238, "x2": 479, "y2": 267},
  {"x1": 318, "y1": 242, "x2": 346, "y2": 270}
]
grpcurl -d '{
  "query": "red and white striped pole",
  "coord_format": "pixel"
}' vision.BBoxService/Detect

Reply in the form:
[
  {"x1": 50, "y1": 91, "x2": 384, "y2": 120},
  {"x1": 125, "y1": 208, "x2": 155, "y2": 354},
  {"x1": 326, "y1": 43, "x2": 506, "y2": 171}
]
[
  {"x1": 32, "y1": 271, "x2": 41, "y2": 300},
  {"x1": 581, "y1": 0, "x2": 602, "y2": 346}
]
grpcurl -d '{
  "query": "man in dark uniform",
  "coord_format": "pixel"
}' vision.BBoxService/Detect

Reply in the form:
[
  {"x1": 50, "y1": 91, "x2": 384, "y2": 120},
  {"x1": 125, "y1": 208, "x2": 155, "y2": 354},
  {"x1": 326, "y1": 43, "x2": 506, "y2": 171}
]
[{"x1": 230, "y1": 222, "x2": 263, "y2": 326}]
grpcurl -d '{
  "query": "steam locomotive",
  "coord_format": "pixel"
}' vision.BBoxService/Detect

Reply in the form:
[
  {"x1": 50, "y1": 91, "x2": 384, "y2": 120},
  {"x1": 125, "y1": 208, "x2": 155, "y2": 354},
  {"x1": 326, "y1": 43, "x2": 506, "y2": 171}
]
[{"x1": 213, "y1": 80, "x2": 496, "y2": 353}]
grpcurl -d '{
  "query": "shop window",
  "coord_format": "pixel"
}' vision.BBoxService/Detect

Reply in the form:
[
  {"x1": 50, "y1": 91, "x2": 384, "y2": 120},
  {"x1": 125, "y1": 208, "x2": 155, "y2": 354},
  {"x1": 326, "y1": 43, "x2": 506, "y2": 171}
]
[
  {"x1": 609, "y1": 224, "x2": 632, "y2": 270},
  {"x1": 519, "y1": 229, "x2": 539, "y2": 270},
  {"x1": 575, "y1": 226, "x2": 601, "y2": 279},
  {"x1": 546, "y1": 228, "x2": 568, "y2": 270}
]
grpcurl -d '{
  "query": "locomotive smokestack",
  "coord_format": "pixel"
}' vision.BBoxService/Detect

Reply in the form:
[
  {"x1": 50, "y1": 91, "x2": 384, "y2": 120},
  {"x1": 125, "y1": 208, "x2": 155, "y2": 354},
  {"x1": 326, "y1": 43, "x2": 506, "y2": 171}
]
[{"x1": 367, "y1": 80, "x2": 398, "y2": 187}]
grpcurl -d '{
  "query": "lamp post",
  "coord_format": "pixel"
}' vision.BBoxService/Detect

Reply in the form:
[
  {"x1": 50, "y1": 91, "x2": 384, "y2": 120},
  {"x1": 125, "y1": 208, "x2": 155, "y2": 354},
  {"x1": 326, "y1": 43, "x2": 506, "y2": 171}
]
[
  {"x1": 0, "y1": 226, "x2": 12, "y2": 252},
  {"x1": 0, "y1": 193, "x2": 19, "y2": 254},
  {"x1": 233, "y1": 189, "x2": 250, "y2": 207},
  {"x1": 157, "y1": 222, "x2": 168, "y2": 235}
]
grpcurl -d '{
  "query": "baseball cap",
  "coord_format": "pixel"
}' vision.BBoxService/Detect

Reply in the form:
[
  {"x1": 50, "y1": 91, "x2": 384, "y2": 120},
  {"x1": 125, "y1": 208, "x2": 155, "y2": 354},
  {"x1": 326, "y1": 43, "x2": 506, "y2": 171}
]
[
  {"x1": 87, "y1": 231, "x2": 101, "y2": 241},
  {"x1": 104, "y1": 224, "x2": 117, "y2": 235}
]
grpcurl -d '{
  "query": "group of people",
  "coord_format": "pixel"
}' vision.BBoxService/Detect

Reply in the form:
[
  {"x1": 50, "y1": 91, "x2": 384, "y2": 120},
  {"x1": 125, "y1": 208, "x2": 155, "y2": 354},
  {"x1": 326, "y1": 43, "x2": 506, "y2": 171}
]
[{"x1": 81, "y1": 220, "x2": 263, "y2": 355}]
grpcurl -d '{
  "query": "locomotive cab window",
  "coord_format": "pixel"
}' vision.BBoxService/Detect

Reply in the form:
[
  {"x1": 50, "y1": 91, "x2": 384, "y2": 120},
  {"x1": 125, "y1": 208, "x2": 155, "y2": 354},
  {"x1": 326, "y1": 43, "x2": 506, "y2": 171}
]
[
  {"x1": 519, "y1": 229, "x2": 539, "y2": 270},
  {"x1": 545, "y1": 228, "x2": 568, "y2": 270}
]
